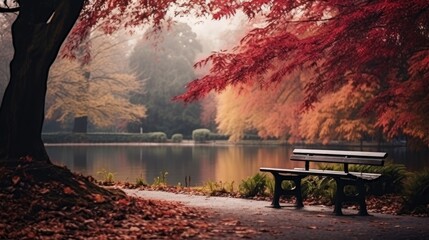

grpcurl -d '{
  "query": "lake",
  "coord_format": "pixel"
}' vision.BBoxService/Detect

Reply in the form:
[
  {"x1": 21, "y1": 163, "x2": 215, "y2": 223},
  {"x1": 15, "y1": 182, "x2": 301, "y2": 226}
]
[{"x1": 47, "y1": 143, "x2": 429, "y2": 186}]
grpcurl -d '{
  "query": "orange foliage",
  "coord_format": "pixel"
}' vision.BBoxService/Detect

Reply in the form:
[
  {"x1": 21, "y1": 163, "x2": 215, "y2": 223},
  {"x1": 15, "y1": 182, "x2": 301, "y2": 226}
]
[
  {"x1": 300, "y1": 82, "x2": 377, "y2": 144},
  {"x1": 216, "y1": 72, "x2": 303, "y2": 142},
  {"x1": 173, "y1": 0, "x2": 429, "y2": 146}
]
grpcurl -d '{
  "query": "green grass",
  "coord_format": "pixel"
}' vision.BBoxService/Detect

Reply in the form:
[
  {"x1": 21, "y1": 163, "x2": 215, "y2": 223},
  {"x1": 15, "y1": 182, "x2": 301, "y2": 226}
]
[
  {"x1": 202, "y1": 180, "x2": 235, "y2": 196},
  {"x1": 152, "y1": 171, "x2": 169, "y2": 187},
  {"x1": 96, "y1": 169, "x2": 115, "y2": 185}
]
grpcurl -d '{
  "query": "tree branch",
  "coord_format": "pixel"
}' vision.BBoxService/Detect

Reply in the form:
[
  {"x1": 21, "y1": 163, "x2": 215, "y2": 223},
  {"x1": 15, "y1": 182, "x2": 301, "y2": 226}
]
[{"x1": 0, "y1": 7, "x2": 19, "y2": 13}]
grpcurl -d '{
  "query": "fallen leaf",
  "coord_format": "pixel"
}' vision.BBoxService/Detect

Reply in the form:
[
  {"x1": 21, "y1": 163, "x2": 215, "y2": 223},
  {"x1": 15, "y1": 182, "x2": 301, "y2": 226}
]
[
  {"x1": 12, "y1": 176, "x2": 20, "y2": 185},
  {"x1": 39, "y1": 188, "x2": 50, "y2": 194},
  {"x1": 223, "y1": 220, "x2": 240, "y2": 226},
  {"x1": 116, "y1": 199, "x2": 130, "y2": 206},
  {"x1": 63, "y1": 187, "x2": 75, "y2": 195},
  {"x1": 26, "y1": 231, "x2": 36, "y2": 239},
  {"x1": 78, "y1": 180, "x2": 88, "y2": 189},
  {"x1": 92, "y1": 194, "x2": 105, "y2": 203}
]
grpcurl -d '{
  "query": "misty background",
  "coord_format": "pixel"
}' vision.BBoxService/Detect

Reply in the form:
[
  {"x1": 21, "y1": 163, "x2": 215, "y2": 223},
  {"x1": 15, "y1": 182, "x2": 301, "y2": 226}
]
[{"x1": 0, "y1": 13, "x2": 247, "y2": 138}]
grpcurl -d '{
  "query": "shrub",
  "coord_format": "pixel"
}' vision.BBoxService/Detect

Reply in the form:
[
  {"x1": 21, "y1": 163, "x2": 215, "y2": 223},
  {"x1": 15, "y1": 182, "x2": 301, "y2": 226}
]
[
  {"x1": 208, "y1": 132, "x2": 229, "y2": 141},
  {"x1": 347, "y1": 163, "x2": 409, "y2": 195},
  {"x1": 171, "y1": 133, "x2": 183, "y2": 143},
  {"x1": 265, "y1": 177, "x2": 275, "y2": 195},
  {"x1": 239, "y1": 173, "x2": 268, "y2": 198},
  {"x1": 192, "y1": 129, "x2": 211, "y2": 143},
  {"x1": 97, "y1": 169, "x2": 115, "y2": 186},
  {"x1": 243, "y1": 134, "x2": 262, "y2": 140},
  {"x1": 152, "y1": 171, "x2": 168, "y2": 187},
  {"x1": 300, "y1": 176, "x2": 336, "y2": 204},
  {"x1": 402, "y1": 169, "x2": 429, "y2": 214},
  {"x1": 375, "y1": 163, "x2": 409, "y2": 194},
  {"x1": 202, "y1": 180, "x2": 235, "y2": 196},
  {"x1": 149, "y1": 132, "x2": 167, "y2": 143},
  {"x1": 135, "y1": 174, "x2": 148, "y2": 187}
]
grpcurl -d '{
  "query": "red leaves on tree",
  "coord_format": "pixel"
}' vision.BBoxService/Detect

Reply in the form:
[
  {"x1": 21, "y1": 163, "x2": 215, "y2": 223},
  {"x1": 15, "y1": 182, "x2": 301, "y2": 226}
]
[
  {"x1": 176, "y1": 0, "x2": 429, "y2": 144},
  {"x1": 58, "y1": 0, "x2": 428, "y2": 144}
]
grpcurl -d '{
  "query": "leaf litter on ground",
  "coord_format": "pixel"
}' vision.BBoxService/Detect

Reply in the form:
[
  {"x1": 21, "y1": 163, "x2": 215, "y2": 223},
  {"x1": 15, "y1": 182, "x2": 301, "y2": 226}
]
[{"x1": 0, "y1": 161, "x2": 259, "y2": 239}]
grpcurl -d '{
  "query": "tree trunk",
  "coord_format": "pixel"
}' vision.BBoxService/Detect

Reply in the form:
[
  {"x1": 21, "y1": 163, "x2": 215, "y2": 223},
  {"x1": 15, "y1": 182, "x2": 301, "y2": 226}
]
[
  {"x1": 73, "y1": 116, "x2": 88, "y2": 133},
  {"x1": 72, "y1": 70, "x2": 90, "y2": 133},
  {"x1": 0, "y1": 0, "x2": 84, "y2": 163}
]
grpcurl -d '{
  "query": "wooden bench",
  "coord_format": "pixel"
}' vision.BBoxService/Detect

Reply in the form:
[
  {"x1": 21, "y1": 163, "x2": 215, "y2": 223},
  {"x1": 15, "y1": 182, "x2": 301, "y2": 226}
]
[{"x1": 260, "y1": 149, "x2": 387, "y2": 216}]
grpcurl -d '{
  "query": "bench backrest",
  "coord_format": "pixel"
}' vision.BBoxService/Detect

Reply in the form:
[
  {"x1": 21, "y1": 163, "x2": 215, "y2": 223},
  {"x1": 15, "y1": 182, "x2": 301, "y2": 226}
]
[{"x1": 290, "y1": 149, "x2": 387, "y2": 173}]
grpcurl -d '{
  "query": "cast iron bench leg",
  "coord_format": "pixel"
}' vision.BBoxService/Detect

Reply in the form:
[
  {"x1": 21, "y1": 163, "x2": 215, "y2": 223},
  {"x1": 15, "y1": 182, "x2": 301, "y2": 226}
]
[
  {"x1": 294, "y1": 177, "x2": 304, "y2": 208},
  {"x1": 334, "y1": 178, "x2": 344, "y2": 216},
  {"x1": 271, "y1": 173, "x2": 304, "y2": 208},
  {"x1": 271, "y1": 173, "x2": 282, "y2": 208},
  {"x1": 357, "y1": 181, "x2": 369, "y2": 216}
]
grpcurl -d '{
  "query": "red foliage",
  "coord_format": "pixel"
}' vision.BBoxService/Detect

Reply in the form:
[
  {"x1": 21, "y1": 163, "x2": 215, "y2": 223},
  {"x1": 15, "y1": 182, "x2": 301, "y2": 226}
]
[
  {"x1": 173, "y1": 0, "x2": 429, "y2": 144},
  {"x1": 58, "y1": 0, "x2": 428, "y2": 143}
]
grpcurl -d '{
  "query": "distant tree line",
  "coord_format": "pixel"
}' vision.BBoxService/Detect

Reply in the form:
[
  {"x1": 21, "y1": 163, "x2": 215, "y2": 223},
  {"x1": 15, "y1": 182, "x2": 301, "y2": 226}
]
[{"x1": 42, "y1": 22, "x2": 203, "y2": 137}]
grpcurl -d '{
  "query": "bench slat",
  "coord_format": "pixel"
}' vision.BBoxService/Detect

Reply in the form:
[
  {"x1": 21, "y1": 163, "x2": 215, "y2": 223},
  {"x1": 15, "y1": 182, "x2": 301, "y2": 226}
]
[
  {"x1": 293, "y1": 149, "x2": 387, "y2": 158},
  {"x1": 260, "y1": 167, "x2": 382, "y2": 181},
  {"x1": 293, "y1": 168, "x2": 382, "y2": 180},
  {"x1": 290, "y1": 154, "x2": 385, "y2": 166}
]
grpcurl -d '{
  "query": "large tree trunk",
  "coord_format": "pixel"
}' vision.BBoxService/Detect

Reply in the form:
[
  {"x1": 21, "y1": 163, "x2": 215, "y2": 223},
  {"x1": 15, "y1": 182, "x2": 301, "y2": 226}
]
[{"x1": 0, "y1": 0, "x2": 84, "y2": 163}]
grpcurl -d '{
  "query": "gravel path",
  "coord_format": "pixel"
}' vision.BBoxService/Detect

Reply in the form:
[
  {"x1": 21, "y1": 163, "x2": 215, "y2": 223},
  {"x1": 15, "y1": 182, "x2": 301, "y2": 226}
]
[{"x1": 124, "y1": 189, "x2": 429, "y2": 240}]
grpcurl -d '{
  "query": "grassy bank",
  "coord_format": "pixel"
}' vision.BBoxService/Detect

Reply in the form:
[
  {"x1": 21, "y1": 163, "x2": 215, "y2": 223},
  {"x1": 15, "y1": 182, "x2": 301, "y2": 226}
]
[{"x1": 98, "y1": 164, "x2": 428, "y2": 217}]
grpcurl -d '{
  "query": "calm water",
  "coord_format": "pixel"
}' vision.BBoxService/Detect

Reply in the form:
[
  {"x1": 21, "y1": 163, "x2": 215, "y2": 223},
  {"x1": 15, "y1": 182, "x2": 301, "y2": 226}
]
[{"x1": 47, "y1": 144, "x2": 429, "y2": 186}]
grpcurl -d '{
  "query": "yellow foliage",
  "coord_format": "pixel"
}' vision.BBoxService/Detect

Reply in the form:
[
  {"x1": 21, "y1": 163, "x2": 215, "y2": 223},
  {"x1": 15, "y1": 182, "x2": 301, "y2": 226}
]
[{"x1": 46, "y1": 30, "x2": 146, "y2": 130}]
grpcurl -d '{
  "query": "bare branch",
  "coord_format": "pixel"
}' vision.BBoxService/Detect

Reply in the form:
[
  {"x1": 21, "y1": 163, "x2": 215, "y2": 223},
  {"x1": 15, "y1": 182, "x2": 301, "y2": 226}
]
[
  {"x1": 0, "y1": 0, "x2": 19, "y2": 12},
  {"x1": 0, "y1": 6, "x2": 19, "y2": 13}
]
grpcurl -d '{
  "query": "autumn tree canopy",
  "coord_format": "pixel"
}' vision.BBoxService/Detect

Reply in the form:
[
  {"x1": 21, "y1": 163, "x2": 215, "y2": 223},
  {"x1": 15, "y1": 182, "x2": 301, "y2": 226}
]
[
  {"x1": 45, "y1": 29, "x2": 146, "y2": 132},
  {"x1": 299, "y1": 81, "x2": 377, "y2": 144},
  {"x1": 217, "y1": 73, "x2": 302, "y2": 142},
  {"x1": 0, "y1": 0, "x2": 428, "y2": 162},
  {"x1": 176, "y1": 0, "x2": 429, "y2": 146}
]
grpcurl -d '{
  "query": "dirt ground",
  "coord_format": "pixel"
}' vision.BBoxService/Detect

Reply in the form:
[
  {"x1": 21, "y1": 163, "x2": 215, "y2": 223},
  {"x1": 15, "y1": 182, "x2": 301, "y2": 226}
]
[{"x1": 124, "y1": 189, "x2": 429, "y2": 240}]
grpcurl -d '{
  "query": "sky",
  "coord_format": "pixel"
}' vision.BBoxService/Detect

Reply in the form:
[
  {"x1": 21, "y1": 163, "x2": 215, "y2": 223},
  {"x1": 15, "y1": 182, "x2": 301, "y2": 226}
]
[{"x1": 173, "y1": 11, "x2": 248, "y2": 61}]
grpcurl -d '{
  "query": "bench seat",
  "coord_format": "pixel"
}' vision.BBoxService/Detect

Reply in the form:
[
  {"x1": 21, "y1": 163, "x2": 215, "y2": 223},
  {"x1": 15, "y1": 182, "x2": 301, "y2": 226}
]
[{"x1": 260, "y1": 167, "x2": 382, "y2": 181}]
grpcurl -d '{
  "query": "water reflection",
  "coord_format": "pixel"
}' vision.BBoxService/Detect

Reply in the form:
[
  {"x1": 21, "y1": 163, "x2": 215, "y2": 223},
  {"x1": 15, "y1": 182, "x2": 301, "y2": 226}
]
[
  {"x1": 47, "y1": 144, "x2": 429, "y2": 186},
  {"x1": 73, "y1": 147, "x2": 87, "y2": 172}
]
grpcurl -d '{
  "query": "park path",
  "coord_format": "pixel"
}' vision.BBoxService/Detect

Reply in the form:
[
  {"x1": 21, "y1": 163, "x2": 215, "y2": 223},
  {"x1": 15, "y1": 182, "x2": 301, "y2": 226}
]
[{"x1": 124, "y1": 189, "x2": 429, "y2": 240}]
